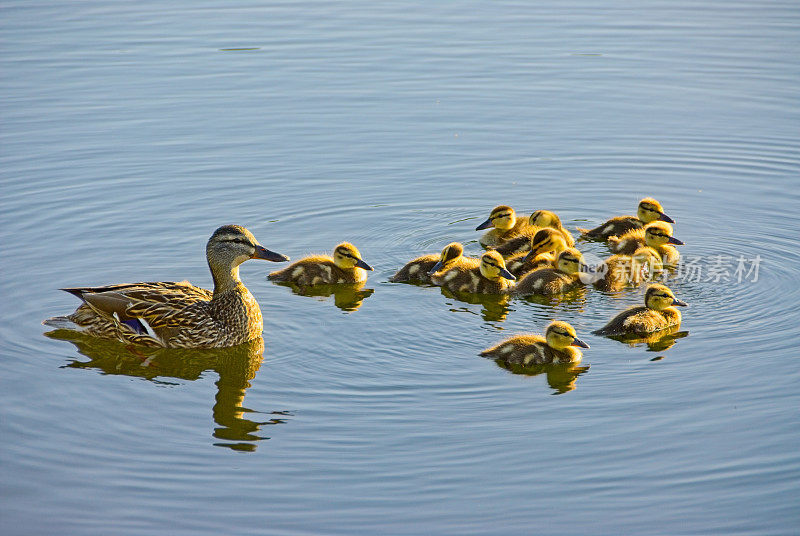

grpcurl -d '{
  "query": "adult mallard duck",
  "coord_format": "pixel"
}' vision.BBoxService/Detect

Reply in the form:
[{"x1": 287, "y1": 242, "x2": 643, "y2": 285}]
[
  {"x1": 513, "y1": 248, "x2": 585, "y2": 297},
  {"x1": 608, "y1": 221, "x2": 683, "y2": 265},
  {"x1": 481, "y1": 320, "x2": 589, "y2": 365},
  {"x1": 475, "y1": 205, "x2": 532, "y2": 247},
  {"x1": 430, "y1": 250, "x2": 516, "y2": 294},
  {"x1": 593, "y1": 283, "x2": 687, "y2": 336},
  {"x1": 268, "y1": 242, "x2": 373, "y2": 285},
  {"x1": 43, "y1": 225, "x2": 290, "y2": 348},
  {"x1": 505, "y1": 228, "x2": 569, "y2": 278},
  {"x1": 389, "y1": 242, "x2": 478, "y2": 284},
  {"x1": 578, "y1": 197, "x2": 674, "y2": 240}
]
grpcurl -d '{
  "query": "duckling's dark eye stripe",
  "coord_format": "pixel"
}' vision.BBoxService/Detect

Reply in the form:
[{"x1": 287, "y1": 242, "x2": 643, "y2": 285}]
[{"x1": 493, "y1": 213, "x2": 511, "y2": 220}]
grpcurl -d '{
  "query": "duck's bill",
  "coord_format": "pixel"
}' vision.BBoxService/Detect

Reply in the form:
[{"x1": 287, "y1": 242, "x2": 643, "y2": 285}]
[
  {"x1": 253, "y1": 246, "x2": 290, "y2": 262},
  {"x1": 499, "y1": 267, "x2": 516, "y2": 281},
  {"x1": 427, "y1": 260, "x2": 444, "y2": 275},
  {"x1": 672, "y1": 298, "x2": 688, "y2": 307},
  {"x1": 658, "y1": 212, "x2": 675, "y2": 223},
  {"x1": 355, "y1": 258, "x2": 374, "y2": 271},
  {"x1": 475, "y1": 218, "x2": 494, "y2": 231},
  {"x1": 571, "y1": 337, "x2": 590, "y2": 349},
  {"x1": 667, "y1": 236, "x2": 684, "y2": 245}
]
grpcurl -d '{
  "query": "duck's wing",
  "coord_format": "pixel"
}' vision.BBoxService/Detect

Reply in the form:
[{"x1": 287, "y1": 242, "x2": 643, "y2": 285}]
[
  {"x1": 62, "y1": 281, "x2": 213, "y2": 344},
  {"x1": 592, "y1": 306, "x2": 648, "y2": 336}
]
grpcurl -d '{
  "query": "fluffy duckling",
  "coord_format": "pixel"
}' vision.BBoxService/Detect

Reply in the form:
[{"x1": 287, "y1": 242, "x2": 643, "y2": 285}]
[
  {"x1": 609, "y1": 221, "x2": 683, "y2": 265},
  {"x1": 268, "y1": 242, "x2": 373, "y2": 285},
  {"x1": 492, "y1": 210, "x2": 574, "y2": 256},
  {"x1": 593, "y1": 246, "x2": 664, "y2": 291},
  {"x1": 593, "y1": 283, "x2": 687, "y2": 336},
  {"x1": 475, "y1": 205, "x2": 532, "y2": 247},
  {"x1": 514, "y1": 248, "x2": 585, "y2": 297},
  {"x1": 430, "y1": 250, "x2": 516, "y2": 294},
  {"x1": 578, "y1": 197, "x2": 674, "y2": 240},
  {"x1": 389, "y1": 242, "x2": 478, "y2": 284},
  {"x1": 481, "y1": 320, "x2": 590, "y2": 365},
  {"x1": 505, "y1": 228, "x2": 569, "y2": 278}
]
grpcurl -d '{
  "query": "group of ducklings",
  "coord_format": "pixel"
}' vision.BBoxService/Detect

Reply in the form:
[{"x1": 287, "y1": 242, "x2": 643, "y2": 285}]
[
  {"x1": 46, "y1": 198, "x2": 687, "y2": 367},
  {"x1": 388, "y1": 197, "x2": 688, "y2": 366}
]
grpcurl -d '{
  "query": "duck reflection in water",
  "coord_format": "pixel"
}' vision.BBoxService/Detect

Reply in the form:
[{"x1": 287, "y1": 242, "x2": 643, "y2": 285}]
[
  {"x1": 494, "y1": 361, "x2": 590, "y2": 394},
  {"x1": 606, "y1": 325, "x2": 689, "y2": 352},
  {"x1": 439, "y1": 287, "x2": 512, "y2": 322},
  {"x1": 44, "y1": 331, "x2": 286, "y2": 452},
  {"x1": 270, "y1": 281, "x2": 374, "y2": 312}
]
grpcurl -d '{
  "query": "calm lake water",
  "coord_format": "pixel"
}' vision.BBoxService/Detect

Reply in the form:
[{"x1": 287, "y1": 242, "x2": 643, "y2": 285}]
[{"x1": 2, "y1": 1, "x2": 799, "y2": 534}]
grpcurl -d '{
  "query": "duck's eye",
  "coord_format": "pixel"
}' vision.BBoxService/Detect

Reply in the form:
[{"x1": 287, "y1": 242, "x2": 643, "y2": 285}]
[{"x1": 493, "y1": 213, "x2": 511, "y2": 220}]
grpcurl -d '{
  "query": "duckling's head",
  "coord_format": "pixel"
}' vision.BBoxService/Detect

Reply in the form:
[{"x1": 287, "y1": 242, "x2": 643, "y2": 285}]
[
  {"x1": 645, "y1": 284, "x2": 688, "y2": 310},
  {"x1": 545, "y1": 321, "x2": 590, "y2": 350},
  {"x1": 207, "y1": 225, "x2": 290, "y2": 269},
  {"x1": 644, "y1": 221, "x2": 684, "y2": 248},
  {"x1": 528, "y1": 209, "x2": 563, "y2": 230},
  {"x1": 427, "y1": 242, "x2": 465, "y2": 275},
  {"x1": 637, "y1": 197, "x2": 674, "y2": 224},
  {"x1": 523, "y1": 228, "x2": 568, "y2": 262},
  {"x1": 476, "y1": 205, "x2": 516, "y2": 231},
  {"x1": 479, "y1": 250, "x2": 516, "y2": 281},
  {"x1": 555, "y1": 248, "x2": 584, "y2": 274},
  {"x1": 631, "y1": 246, "x2": 664, "y2": 273},
  {"x1": 333, "y1": 242, "x2": 373, "y2": 271}
]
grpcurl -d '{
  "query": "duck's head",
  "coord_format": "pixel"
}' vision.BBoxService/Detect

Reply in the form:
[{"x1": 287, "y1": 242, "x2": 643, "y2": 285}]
[
  {"x1": 522, "y1": 228, "x2": 568, "y2": 262},
  {"x1": 545, "y1": 321, "x2": 590, "y2": 350},
  {"x1": 528, "y1": 209, "x2": 563, "y2": 230},
  {"x1": 333, "y1": 242, "x2": 373, "y2": 271},
  {"x1": 476, "y1": 205, "x2": 516, "y2": 231},
  {"x1": 644, "y1": 221, "x2": 684, "y2": 247},
  {"x1": 207, "y1": 225, "x2": 290, "y2": 268},
  {"x1": 637, "y1": 197, "x2": 674, "y2": 224},
  {"x1": 479, "y1": 250, "x2": 516, "y2": 281},
  {"x1": 427, "y1": 242, "x2": 465, "y2": 275},
  {"x1": 555, "y1": 248, "x2": 584, "y2": 274},
  {"x1": 645, "y1": 283, "x2": 688, "y2": 310}
]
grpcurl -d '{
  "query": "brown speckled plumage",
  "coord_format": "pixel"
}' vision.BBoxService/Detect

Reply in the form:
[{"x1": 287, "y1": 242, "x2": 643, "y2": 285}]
[
  {"x1": 481, "y1": 321, "x2": 588, "y2": 365},
  {"x1": 578, "y1": 198, "x2": 674, "y2": 240},
  {"x1": 594, "y1": 284, "x2": 687, "y2": 336},
  {"x1": 431, "y1": 251, "x2": 515, "y2": 294},
  {"x1": 268, "y1": 242, "x2": 372, "y2": 286},
  {"x1": 44, "y1": 225, "x2": 289, "y2": 348}
]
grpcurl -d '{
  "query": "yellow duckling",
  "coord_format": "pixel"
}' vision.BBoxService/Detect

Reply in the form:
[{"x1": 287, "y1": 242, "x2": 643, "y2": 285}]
[
  {"x1": 492, "y1": 210, "x2": 574, "y2": 256},
  {"x1": 481, "y1": 320, "x2": 590, "y2": 365},
  {"x1": 609, "y1": 221, "x2": 683, "y2": 265},
  {"x1": 514, "y1": 248, "x2": 585, "y2": 296},
  {"x1": 505, "y1": 228, "x2": 569, "y2": 278},
  {"x1": 593, "y1": 283, "x2": 688, "y2": 336},
  {"x1": 475, "y1": 205, "x2": 532, "y2": 247},
  {"x1": 593, "y1": 246, "x2": 664, "y2": 291},
  {"x1": 578, "y1": 197, "x2": 674, "y2": 240},
  {"x1": 268, "y1": 242, "x2": 373, "y2": 285},
  {"x1": 430, "y1": 250, "x2": 516, "y2": 294},
  {"x1": 389, "y1": 242, "x2": 478, "y2": 284},
  {"x1": 43, "y1": 225, "x2": 290, "y2": 348}
]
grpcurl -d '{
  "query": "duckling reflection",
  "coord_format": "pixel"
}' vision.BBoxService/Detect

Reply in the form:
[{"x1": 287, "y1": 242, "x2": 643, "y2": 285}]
[
  {"x1": 270, "y1": 281, "x2": 374, "y2": 312},
  {"x1": 45, "y1": 331, "x2": 285, "y2": 452},
  {"x1": 605, "y1": 325, "x2": 689, "y2": 352},
  {"x1": 493, "y1": 361, "x2": 590, "y2": 394},
  {"x1": 439, "y1": 287, "x2": 512, "y2": 322}
]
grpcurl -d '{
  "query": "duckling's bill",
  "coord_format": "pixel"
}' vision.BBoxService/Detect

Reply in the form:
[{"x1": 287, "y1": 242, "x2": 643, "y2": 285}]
[{"x1": 572, "y1": 337, "x2": 590, "y2": 348}]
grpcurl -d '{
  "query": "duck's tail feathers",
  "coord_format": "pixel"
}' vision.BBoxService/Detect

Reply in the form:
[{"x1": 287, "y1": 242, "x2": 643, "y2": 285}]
[{"x1": 42, "y1": 315, "x2": 80, "y2": 330}]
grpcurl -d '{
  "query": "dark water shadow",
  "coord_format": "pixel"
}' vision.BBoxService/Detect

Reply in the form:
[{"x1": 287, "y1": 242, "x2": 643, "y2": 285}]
[
  {"x1": 270, "y1": 281, "x2": 374, "y2": 312},
  {"x1": 439, "y1": 287, "x2": 513, "y2": 322},
  {"x1": 493, "y1": 360, "x2": 590, "y2": 395},
  {"x1": 44, "y1": 332, "x2": 287, "y2": 452}
]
